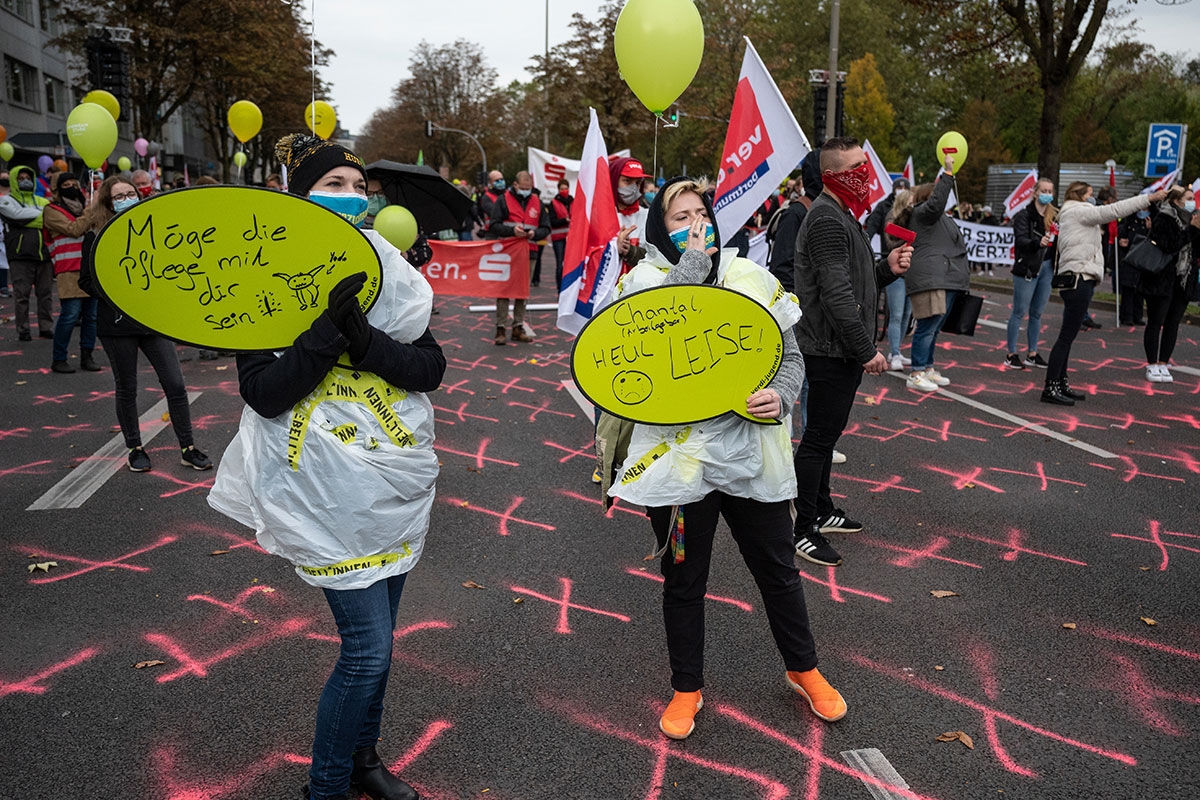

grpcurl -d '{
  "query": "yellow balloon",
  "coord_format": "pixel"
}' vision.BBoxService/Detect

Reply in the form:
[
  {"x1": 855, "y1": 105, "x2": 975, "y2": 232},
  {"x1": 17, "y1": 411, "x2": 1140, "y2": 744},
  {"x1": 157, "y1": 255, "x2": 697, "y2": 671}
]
[
  {"x1": 373, "y1": 205, "x2": 418, "y2": 251},
  {"x1": 66, "y1": 102, "x2": 118, "y2": 169},
  {"x1": 83, "y1": 90, "x2": 121, "y2": 121},
  {"x1": 614, "y1": 0, "x2": 704, "y2": 116},
  {"x1": 0, "y1": 142, "x2": 13, "y2": 162},
  {"x1": 305, "y1": 101, "x2": 337, "y2": 140},
  {"x1": 936, "y1": 131, "x2": 969, "y2": 175},
  {"x1": 232, "y1": 151, "x2": 248, "y2": 167},
  {"x1": 117, "y1": 156, "x2": 132, "y2": 172},
  {"x1": 228, "y1": 100, "x2": 263, "y2": 143}
]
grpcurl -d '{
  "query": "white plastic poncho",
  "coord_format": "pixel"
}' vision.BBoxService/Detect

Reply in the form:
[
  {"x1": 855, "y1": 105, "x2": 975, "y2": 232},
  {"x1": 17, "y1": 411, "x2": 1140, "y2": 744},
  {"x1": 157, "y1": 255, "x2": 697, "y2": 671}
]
[
  {"x1": 209, "y1": 229, "x2": 439, "y2": 590},
  {"x1": 607, "y1": 246, "x2": 802, "y2": 508}
]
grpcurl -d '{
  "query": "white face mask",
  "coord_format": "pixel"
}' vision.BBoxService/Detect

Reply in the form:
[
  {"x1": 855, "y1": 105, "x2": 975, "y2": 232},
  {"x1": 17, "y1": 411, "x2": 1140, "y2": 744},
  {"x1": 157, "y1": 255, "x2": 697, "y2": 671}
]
[
  {"x1": 1184, "y1": 200, "x2": 1196, "y2": 214},
  {"x1": 617, "y1": 185, "x2": 641, "y2": 205}
]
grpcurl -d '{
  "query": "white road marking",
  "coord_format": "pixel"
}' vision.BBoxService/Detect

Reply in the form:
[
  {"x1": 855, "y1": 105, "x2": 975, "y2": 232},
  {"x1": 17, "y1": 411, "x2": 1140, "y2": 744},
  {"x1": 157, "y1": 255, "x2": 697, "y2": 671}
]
[
  {"x1": 976, "y1": 318, "x2": 1007, "y2": 330},
  {"x1": 840, "y1": 748, "x2": 914, "y2": 800},
  {"x1": 886, "y1": 372, "x2": 1118, "y2": 459},
  {"x1": 468, "y1": 303, "x2": 559, "y2": 312},
  {"x1": 1169, "y1": 364, "x2": 1200, "y2": 377},
  {"x1": 560, "y1": 379, "x2": 594, "y2": 418},
  {"x1": 28, "y1": 392, "x2": 203, "y2": 511}
]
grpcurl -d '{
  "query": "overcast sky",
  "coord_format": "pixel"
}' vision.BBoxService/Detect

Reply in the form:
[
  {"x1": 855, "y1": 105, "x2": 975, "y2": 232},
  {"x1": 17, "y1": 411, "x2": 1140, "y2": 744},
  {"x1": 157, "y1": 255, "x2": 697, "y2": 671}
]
[{"x1": 311, "y1": 0, "x2": 1199, "y2": 136}]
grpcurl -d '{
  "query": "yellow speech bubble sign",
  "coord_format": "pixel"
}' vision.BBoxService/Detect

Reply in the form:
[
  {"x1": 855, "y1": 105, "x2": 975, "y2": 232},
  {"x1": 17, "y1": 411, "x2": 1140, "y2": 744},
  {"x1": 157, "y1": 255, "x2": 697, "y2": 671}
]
[
  {"x1": 571, "y1": 284, "x2": 783, "y2": 426},
  {"x1": 92, "y1": 186, "x2": 382, "y2": 351}
]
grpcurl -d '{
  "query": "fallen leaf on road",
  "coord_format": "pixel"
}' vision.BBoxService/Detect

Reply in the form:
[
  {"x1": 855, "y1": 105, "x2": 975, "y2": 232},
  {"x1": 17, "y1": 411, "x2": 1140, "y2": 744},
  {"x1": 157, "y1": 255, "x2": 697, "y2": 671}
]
[
  {"x1": 210, "y1": 550, "x2": 230, "y2": 556},
  {"x1": 1139, "y1": 567, "x2": 1151, "y2": 571},
  {"x1": 963, "y1": 482, "x2": 976, "y2": 488},
  {"x1": 134, "y1": 660, "x2": 165, "y2": 669},
  {"x1": 936, "y1": 731, "x2": 974, "y2": 749},
  {"x1": 27, "y1": 561, "x2": 58, "y2": 573},
  {"x1": 462, "y1": 581, "x2": 485, "y2": 590},
  {"x1": 935, "y1": 665, "x2": 945, "y2": 671},
  {"x1": 930, "y1": 590, "x2": 959, "y2": 598},
  {"x1": 161, "y1": 412, "x2": 171, "y2": 422},
  {"x1": 459, "y1": 501, "x2": 469, "y2": 507},
  {"x1": 513, "y1": 597, "x2": 524, "y2": 604},
  {"x1": 864, "y1": 396, "x2": 878, "y2": 406},
  {"x1": 1062, "y1": 623, "x2": 1077, "y2": 630},
  {"x1": 1141, "y1": 617, "x2": 1157, "y2": 626}
]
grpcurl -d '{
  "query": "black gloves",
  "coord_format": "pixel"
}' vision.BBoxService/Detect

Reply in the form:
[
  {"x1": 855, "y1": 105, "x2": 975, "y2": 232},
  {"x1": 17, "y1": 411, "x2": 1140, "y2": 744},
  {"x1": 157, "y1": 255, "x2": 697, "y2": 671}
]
[{"x1": 327, "y1": 272, "x2": 372, "y2": 363}]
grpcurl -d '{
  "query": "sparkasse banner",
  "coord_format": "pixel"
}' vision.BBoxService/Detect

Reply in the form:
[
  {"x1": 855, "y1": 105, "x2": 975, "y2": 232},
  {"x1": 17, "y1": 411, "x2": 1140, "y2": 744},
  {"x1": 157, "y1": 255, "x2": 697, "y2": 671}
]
[{"x1": 423, "y1": 239, "x2": 530, "y2": 299}]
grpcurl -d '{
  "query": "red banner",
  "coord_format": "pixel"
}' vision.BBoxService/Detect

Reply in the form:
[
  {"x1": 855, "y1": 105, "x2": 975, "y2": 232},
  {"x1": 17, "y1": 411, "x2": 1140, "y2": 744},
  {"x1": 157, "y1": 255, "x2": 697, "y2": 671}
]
[{"x1": 423, "y1": 239, "x2": 530, "y2": 299}]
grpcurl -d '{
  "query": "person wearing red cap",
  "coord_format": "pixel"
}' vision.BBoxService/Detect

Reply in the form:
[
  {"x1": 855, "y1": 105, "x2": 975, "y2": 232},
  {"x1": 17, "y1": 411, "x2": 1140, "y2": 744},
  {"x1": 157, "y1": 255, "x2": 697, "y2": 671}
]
[{"x1": 610, "y1": 157, "x2": 650, "y2": 271}]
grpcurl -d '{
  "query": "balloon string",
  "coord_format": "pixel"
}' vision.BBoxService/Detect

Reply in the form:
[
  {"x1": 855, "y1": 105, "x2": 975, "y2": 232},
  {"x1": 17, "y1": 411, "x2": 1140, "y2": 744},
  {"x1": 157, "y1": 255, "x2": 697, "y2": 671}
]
[
  {"x1": 653, "y1": 115, "x2": 659, "y2": 182},
  {"x1": 310, "y1": 0, "x2": 317, "y2": 123}
]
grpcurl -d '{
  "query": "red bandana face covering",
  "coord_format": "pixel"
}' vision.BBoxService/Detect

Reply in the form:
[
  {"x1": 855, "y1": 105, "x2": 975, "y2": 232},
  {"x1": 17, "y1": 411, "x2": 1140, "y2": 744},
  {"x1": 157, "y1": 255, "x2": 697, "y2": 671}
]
[{"x1": 823, "y1": 162, "x2": 872, "y2": 219}]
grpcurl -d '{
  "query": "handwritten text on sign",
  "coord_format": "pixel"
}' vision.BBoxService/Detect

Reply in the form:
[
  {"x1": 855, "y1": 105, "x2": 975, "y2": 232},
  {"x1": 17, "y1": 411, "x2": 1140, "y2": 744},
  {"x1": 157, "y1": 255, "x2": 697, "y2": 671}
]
[
  {"x1": 92, "y1": 186, "x2": 383, "y2": 351},
  {"x1": 571, "y1": 285, "x2": 783, "y2": 426}
]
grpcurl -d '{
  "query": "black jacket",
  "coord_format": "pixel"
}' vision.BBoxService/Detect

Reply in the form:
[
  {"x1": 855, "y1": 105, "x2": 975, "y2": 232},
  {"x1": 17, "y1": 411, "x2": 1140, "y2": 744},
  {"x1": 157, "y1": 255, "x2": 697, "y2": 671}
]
[
  {"x1": 767, "y1": 201, "x2": 808, "y2": 293},
  {"x1": 1138, "y1": 205, "x2": 1194, "y2": 298},
  {"x1": 78, "y1": 231, "x2": 153, "y2": 337},
  {"x1": 793, "y1": 193, "x2": 897, "y2": 363},
  {"x1": 1012, "y1": 202, "x2": 1054, "y2": 279}
]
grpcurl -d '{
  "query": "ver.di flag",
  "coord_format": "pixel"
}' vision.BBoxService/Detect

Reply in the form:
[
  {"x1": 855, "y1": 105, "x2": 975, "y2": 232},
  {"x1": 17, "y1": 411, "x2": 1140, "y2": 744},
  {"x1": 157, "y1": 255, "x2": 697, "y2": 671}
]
[
  {"x1": 860, "y1": 139, "x2": 894, "y2": 219},
  {"x1": 902, "y1": 155, "x2": 914, "y2": 184},
  {"x1": 713, "y1": 37, "x2": 810, "y2": 245},
  {"x1": 1142, "y1": 168, "x2": 1180, "y2": 195},
  {"x1": 1004, "y1": 169, "x2": 1039, "y2": 218},
  {"x1": 556, "y1": 109, "x2": 621, "y2": 335}
]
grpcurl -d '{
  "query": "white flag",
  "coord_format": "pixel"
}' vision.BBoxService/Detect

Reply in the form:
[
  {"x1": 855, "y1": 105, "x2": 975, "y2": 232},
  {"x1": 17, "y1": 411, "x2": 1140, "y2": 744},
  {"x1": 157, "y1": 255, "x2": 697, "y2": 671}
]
[
  {"x1": 902, "y1": 155, "x2": 914, "y2": 183},
  {"x1": 713, "y1": 38, "x2": 810, "y2": 245},
  {"x1": 860, "y1": 139, "x2": 894, "y2": 219},
  {"x1": 1142, "y1": 168, "x2": 1181, "y2": 195},
  {"x1": 1004, "y1": 169, "x2": 1039, "y2": 218}
]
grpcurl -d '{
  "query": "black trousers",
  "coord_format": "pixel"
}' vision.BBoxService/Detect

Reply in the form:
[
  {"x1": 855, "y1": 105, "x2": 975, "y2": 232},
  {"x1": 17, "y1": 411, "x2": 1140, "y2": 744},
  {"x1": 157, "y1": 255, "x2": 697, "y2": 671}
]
[
  {"x1": 1047, "y1": 278, "x2": 1095, "y2": 383},
  {"x1": 649, "y1": 493, "x2": 818, "y2": 692},
  {"x1": 1143, "y1": 283, "x2": 1190, "y2": 363},
  {"x1": 101, "y1": 334, "x2": 194, "y2": 449},
  {"x1": 793, "y1": 354, "x2": 863, "y2": 529}
]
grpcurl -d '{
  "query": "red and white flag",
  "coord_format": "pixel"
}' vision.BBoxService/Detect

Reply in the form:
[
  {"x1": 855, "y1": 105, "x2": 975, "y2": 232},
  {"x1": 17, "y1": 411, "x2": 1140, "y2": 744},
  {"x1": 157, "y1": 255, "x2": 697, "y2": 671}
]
[
  {"x1": 860, "y1": 139, "x2": 893, "y2": 220},
  {"x1": 713, "y1": 37, "x2": 810, "y2": 245},
  {"x1": 1142, "y1": 168, "x2": 1181, "y2": 195},
  {"x1": 1004, "y1": 169, "x2": 1039, "y2": 218},
  {"x1": 902, "y1": 155, "x2": 914, "y2": 184},
  {"x1": 556, "y1": 109, "x2": 621, "y2": 335}
]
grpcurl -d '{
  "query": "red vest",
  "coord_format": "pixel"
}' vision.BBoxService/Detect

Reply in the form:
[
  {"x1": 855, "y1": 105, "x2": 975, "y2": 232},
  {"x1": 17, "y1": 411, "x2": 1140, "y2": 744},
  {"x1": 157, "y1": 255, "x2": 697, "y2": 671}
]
[
  {"x1": 504, "y1": 191, "x2": 542, "y2": 253},
  {"x1": 550, "y1": 195, "x2": 571, "y2": 241},
  {"x1": 43, "y1": 205, "x2": 84, "y2": 275}
]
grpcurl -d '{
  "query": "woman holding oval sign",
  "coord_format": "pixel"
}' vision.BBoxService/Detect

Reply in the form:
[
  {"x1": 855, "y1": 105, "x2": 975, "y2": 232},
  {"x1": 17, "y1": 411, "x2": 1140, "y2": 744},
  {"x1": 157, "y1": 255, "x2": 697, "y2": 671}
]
[
  {"x1": 600, "y1": 177, "x2": 846, "y2": 741},
  {"x1": 208, "y1": 134, "x2": 445, "y2": 800}
]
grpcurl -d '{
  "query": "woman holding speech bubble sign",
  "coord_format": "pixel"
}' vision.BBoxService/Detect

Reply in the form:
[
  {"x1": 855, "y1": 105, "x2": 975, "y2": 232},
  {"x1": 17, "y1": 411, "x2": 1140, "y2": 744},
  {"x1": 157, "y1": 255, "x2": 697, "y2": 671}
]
[
  {"x1": 601, "y1": 177, "x2": 846, "y2": 740},
  {"x1": 77, "y1": 176, "x2": 213, "y2": 473},
  {"x1": 208, "y1": 134, "x2": 444, "y2": 800}
]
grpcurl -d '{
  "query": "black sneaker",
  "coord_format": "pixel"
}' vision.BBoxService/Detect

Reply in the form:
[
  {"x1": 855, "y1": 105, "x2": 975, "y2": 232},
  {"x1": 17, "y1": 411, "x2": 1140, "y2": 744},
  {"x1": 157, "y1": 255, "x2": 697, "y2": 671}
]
[
  {"x1": 1004, "y1": 353, "x2": 1025, "y2": 370},
  {"x1": 794, "y1": 525, "x2": 843, "y2": 566},
  {"x1": 128, "y1": 447, "x2": 152, "y2": 472},
  {"x1": 18, "y1": 330, "x2": 32, "y2": 342},
  {"x1": 181, "y1": 446, "x2": 213, "y2": 470},
  {"x1": 817, "y1": 509, "x2": 864, "y2": 533},
  {"x1": 1023, "y1": 352, "x2": 1048, "y2": 369}
]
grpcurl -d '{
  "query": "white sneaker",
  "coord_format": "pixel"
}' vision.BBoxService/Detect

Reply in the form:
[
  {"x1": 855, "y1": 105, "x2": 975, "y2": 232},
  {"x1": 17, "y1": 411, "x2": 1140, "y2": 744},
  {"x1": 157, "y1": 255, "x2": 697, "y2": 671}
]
[
  {"x1": 1159, "y1": 364, "x2": 1174, "y2": 383},
  {"x1": 898, "y1": 354, "x2": 912, "y2": 366},
  {"x1": 1146, "y1": 365, "x2": 1160, "y2": 383},
  {"x1": 924, "y1": 368, "x2": 951, "y2": 386},
  {"x1": 889, "y1": 355, "x2": 904, "y2": 371},
  {"x1": 831, "y1": 449, "x2": 847, "y2": 464},
  {"x1": 907, "y1": 370, "x2": 939, "y2": 391}
]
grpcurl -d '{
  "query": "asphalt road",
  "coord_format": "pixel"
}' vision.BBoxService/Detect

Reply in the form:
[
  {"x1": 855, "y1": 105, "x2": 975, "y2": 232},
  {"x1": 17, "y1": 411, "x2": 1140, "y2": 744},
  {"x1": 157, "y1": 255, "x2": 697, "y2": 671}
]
[{"x1": 1, "y1": 279, "x2": 1198, "y2": 800}]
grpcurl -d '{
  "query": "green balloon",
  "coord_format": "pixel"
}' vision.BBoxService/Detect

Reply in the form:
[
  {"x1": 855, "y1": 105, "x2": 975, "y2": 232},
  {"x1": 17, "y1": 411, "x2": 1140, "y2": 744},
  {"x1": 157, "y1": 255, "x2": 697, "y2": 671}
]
[
  {"x1": 66, "y1": 102, "x2": 118, "y2": 169},
  {"x1": 232, "y1": 151, "x2": 248, "y2": 167},
  {"x1": 614, "y1": 0, "x2": 704, "y2": 115},
  {"x1": 373, "y1": 205, "x2": 418, "y2": 251},
  {"x1": 0, "y1": 141, "x2": 13, "y2": 162},
  {"x1": 117, "y1": 156, "x2": 132, "y2": 172}
]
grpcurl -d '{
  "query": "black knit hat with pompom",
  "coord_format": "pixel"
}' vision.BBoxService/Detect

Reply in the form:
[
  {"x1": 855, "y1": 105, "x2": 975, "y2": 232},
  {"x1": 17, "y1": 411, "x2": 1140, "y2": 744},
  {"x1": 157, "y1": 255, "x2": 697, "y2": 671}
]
[{"x1": 274, "y1": 132, "x2": 367, "y2": 197}]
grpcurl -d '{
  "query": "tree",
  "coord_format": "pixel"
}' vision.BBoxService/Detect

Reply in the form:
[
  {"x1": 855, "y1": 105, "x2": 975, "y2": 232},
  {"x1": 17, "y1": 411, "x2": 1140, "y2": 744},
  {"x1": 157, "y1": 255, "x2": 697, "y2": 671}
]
[
  {"x1": 953, "y1": 99, "x2": 1014, "y2": 201},
  {"x1": 844, "y1": 54, "x2": 898, "y2": 167}
]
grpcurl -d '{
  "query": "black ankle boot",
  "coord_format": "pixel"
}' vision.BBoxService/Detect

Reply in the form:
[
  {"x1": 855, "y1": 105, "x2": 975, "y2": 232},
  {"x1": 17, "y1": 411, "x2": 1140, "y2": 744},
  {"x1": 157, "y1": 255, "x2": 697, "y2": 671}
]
[
  {"x1": 1041, "y1": 380, "x2": 1075, "y2": 406},
  {"x1": 80, "y1": 348, "x2": 102, "y2": 371},
  {"x1": 350, "y1": 747, "x2": 419, "y2": 800},
  {"x1": 1060, "y1": 379, "x2": 1086, "y2": 401}
]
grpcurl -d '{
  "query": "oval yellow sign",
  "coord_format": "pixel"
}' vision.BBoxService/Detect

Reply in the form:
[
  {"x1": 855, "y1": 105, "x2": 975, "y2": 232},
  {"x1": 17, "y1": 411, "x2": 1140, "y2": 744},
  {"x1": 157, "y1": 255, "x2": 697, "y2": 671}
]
[
  {"x1": 571, "y1": 284, "x2": 783, "y2": 426},
  {"x1": 91, "y1": 186, "x2": 383, "y2": 351}
]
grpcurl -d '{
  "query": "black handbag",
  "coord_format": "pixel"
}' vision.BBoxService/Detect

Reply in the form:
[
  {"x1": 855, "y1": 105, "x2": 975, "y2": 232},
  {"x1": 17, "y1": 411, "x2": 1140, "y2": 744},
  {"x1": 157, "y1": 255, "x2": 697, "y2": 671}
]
[
  {"x1": 941, "y1": 292, "x2": 983, "y2": 336},
  {"x1": 1124, "y1": 238, "x2": 1174, "y2": 275}
]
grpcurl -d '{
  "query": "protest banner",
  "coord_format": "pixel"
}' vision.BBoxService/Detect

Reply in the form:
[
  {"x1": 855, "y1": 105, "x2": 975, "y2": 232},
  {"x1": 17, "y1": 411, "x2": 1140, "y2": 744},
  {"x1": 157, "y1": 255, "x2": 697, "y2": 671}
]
[
  {"x1": 571, "y1": 284, "x2": 783, "y2": 426},
  {"x1": 422, "y1": 238, "x2": 530, "y2": 299},
  {"x1": 528, "y1": 146, "x2": 629, "y2": 197},
  {"x1": 91, "y1": 186, "x2": 382, "y2": 351},
  {"x1": 952, "y1": 218, "x2": 1014, "y2": 265}
]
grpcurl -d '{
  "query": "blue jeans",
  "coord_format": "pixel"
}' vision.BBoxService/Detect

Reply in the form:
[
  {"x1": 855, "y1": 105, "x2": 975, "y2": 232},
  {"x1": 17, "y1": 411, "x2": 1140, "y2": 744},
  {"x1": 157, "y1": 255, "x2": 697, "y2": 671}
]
[
  {"x1": 310, "y1": 573, "x2": 408, "y2": 800},
  {"x1": 910, "y1": 290, "x2": 960, "y2": 370},
  {"x1": 52, "y1": 296, "x2": 98, "y2": 361},
  {"x1": 1006, "y1": 260, "x2": 1052, "y2": 355},
  {"x1": 885, "y1": 277, "x2": 911, "y2": 358}
]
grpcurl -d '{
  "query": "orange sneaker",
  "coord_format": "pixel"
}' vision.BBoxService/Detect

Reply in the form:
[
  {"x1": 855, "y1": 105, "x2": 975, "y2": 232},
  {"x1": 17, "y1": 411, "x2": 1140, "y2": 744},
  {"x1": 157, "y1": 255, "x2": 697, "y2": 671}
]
[
  {"x1": 786, "y1": 668, "x2": 847, "y2": 722},
  {"x1": 659, "y1": 690, "x2": 703, "y2": 739}
]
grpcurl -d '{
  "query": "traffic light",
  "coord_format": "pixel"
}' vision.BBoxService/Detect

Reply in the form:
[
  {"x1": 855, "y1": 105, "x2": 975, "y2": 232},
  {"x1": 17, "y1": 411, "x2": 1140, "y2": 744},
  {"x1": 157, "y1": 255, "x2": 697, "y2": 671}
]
[
  {"x1": 85, "y1": 36, "x2": 130, "y2": 120},
  {"x1": 424, "y1": 120, "x2": 434, "y2": 138}
]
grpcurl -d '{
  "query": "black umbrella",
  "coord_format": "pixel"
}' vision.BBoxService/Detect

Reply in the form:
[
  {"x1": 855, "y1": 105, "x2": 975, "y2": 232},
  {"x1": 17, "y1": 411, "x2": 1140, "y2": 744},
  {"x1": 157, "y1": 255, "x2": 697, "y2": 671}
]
[{"x1": 365, "y1": 160, "x2": 473, "y2": 234}]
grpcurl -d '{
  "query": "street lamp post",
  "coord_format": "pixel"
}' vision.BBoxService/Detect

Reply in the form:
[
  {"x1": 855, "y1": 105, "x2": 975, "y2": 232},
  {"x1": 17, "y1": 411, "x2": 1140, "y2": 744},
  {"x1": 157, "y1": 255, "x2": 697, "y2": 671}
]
[{"x1": 427, "y1": 121, "x2": 487, "y2": 184}]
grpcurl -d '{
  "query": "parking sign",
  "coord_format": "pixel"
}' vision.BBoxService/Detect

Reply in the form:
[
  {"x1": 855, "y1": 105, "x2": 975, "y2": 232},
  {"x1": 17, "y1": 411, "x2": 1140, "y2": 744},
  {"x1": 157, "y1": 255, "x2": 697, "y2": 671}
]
[{"x1": 1145, "y1": 123, "x2": 1187, "y2": 178}]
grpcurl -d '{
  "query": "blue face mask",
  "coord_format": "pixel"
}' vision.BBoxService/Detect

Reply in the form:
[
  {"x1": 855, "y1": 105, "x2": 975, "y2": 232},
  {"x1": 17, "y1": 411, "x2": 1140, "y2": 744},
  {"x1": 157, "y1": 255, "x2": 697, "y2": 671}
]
[
  {"x1": 1085, "y1": 196, "x2": 1097, "y2": 205},
  {"x1": 515, "y1": 188, "x2": 531, "y2": 199},
  {"x1": 308, "y1": 190, "x2": 369, "y2": 228},
  {"x1": 1037, "y1": 193, "x2": 1053, "y2": 206},
  {"x1": 492, "y1": 179, "x2": 506, "y2": 191},
  {"x1": 668, "y1": 223, "x2": 716, "y2": 253},
  {"x1": 113, "y1": 196, "x2": 139, "y2": 213},
  {"x1": 643, "y1": 190, "x2": 657, "y2": 205},
  {"x1": 1184, "y1": 200, "x2": 1196, "y2": 214}
]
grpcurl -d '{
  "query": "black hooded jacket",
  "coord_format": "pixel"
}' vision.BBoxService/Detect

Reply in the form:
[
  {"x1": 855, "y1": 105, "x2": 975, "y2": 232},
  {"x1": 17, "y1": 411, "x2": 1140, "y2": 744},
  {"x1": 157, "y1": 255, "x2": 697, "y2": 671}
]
[{"x1": 642, "y1": 176, "x2": 722, "y2": 283}]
